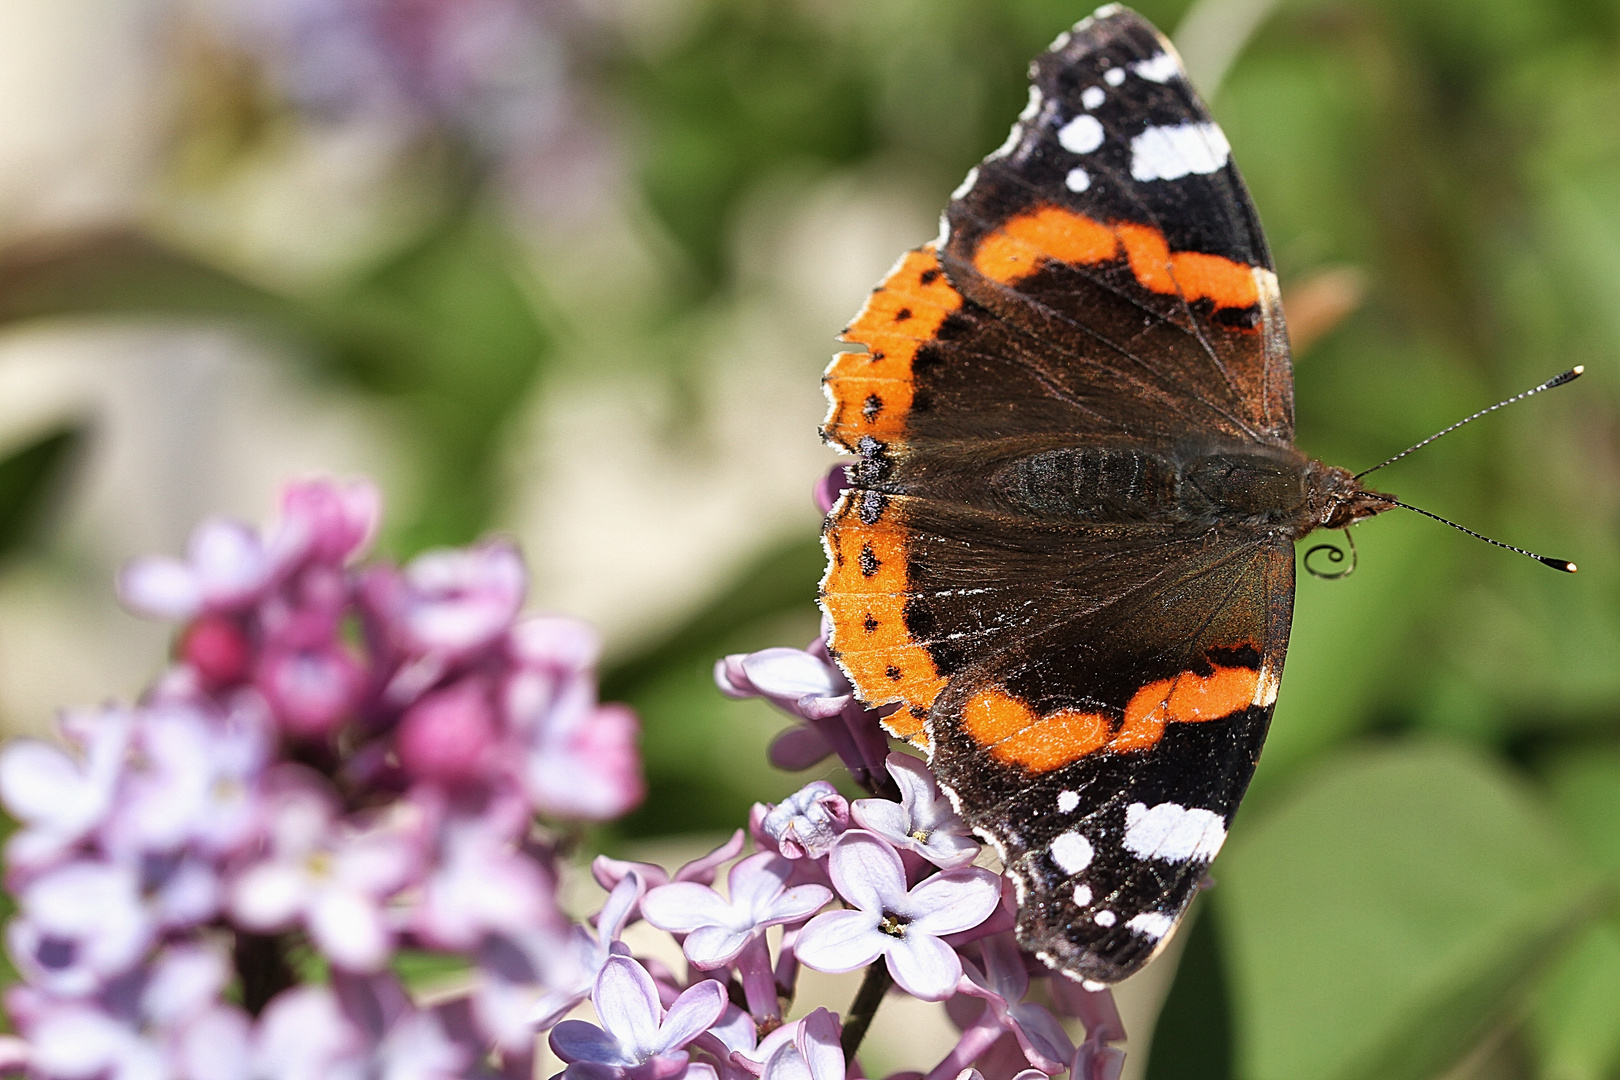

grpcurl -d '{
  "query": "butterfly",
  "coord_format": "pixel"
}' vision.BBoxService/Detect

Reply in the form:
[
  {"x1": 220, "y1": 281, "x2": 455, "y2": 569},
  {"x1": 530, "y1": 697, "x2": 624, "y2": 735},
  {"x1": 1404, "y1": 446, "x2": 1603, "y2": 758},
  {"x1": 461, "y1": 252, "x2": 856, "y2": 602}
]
[{"x1": 817, "y1": 3, "x2": 1395, "y2": 985}]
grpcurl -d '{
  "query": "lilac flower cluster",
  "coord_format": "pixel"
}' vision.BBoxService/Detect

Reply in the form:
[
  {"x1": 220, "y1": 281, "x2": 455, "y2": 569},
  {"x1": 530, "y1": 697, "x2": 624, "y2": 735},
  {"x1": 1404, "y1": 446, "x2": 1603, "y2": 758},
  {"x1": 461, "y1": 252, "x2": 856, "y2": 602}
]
[
  {"x1": 0, "y1": 469, "x2": 1128, "y2": 1080},
  {"x1": 0, "y1": 478, "x2": 642, "y2": 1078}
]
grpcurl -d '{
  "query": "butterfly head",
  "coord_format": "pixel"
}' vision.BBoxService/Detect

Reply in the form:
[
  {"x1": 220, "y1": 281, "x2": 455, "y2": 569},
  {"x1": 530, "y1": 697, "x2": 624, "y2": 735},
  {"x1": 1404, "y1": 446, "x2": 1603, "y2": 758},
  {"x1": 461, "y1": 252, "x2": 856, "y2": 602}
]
[{"x1": 1303, "y1": 460, "x2": 1395, "y2": 535}]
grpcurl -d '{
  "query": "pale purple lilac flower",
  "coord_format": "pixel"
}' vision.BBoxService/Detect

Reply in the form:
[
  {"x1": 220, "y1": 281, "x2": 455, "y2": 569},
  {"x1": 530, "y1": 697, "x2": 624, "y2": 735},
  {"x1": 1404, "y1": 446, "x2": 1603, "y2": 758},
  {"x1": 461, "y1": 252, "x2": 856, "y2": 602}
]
[
  {"x1": 795, "y1": 831, "x2": 1003, "y2": 1000},
  {"x1": 548, "y1": 956, "x2": 727, "y2": 1080},
  {"x1": 7, "y1": 859, "x2": 156, "y2": 997},
  {"x1": 642, "y1": 853, "x2": 830, "y2": 1018},
  {"x1": 103, "y1": 700, "x2": 271, "y2": 858},
  {"x1": 851, "y1": 754, "x2": 977, "y2": 870},
  {"x1": 117, "y1": 520, "x2": 279, "y2": 620}
]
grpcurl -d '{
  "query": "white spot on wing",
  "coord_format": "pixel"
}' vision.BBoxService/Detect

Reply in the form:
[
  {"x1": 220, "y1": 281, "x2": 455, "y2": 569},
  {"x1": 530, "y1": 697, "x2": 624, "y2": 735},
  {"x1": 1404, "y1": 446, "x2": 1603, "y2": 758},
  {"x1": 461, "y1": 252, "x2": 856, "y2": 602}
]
[
  {"x1": 1104, "y1": 67, "x2": 1126, "y2": 87},
  {"x1": 1050, "y1": 830, "x2": 1095, "y2": 874},
  {"x1": 1094, "y1": 910, "x2": 1116, "y2": 927},
  {"x1": 1081, "y1": 86, "x2": 1106, "y2": 110},
  {"x1": 1057, "y1": 115, "x2": 1105, "y2": 154},
  {"x1": 1130, "y1": 121, "x2": 1231, "y2": 182},
  {"x1": 951, "y1": 167, "x2": 979, "y2": 201},
  {"x1": 1073, "y1": 883, "x2": 1092, "y2": 905},
  {"x1": 1081, "y1": 979, "x2": 1107, "y2": 991},
  {"x1": 935, "y1": 213, "x2": 950, "y2": 247},
  {"x1": 1093, "y1": 3, "x2": 1124, "y2": 18},
  {"x1": 1130, "y1": 52, "x2": 1181, "y2": 84},
  {"x1": 1126, "y1": 912, "x2": 1175, "y2": 940},
  {"x1": 1057, "y1": 789, "x2": 1080, "y2": 813},
  {"x1": 1064, "y1": 167, "x2": 1091, "y2": 193},
  {"x1": 1122, "y1": 801, "x2": 1227, "y2": 863},
  {"x1": 1050, "y1": 30, "x2": 1072, "y2": 52}
]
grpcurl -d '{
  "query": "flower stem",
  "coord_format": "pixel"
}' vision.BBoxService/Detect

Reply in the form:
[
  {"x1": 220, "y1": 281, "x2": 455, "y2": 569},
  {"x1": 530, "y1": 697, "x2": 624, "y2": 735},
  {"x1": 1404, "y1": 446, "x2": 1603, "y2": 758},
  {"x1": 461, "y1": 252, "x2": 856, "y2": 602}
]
[
  {"x1": 234, "y1": 930, "x2": 296, "y2": 1016},
  {"x1": 840, "y1": 961, "x2": 893, "y2": 1060},
  {"x1": 735, "y1": 935, "x2": 781, "y2": 1022}
]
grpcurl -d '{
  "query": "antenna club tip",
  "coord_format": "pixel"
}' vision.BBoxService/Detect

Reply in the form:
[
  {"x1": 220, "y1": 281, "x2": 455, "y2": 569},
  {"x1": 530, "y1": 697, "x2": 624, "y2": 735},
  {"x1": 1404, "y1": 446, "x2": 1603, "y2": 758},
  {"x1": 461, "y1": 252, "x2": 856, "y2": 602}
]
[
  {"x1": 1541, "y1": 558, "x2": 1577, "y2": 573},
  {"x1": 1572, "y1": 365, "x2": 1585, "y2": 375}
]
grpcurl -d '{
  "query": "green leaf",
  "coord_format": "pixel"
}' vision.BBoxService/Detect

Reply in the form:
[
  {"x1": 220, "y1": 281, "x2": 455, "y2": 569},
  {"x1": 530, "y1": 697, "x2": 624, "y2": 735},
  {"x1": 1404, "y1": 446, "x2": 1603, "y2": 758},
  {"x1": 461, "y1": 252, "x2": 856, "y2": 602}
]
[
  {"x1": 1218, "y1": 741, "x2": 1601, "y2": 1080},
  {"x1": 1542, "y1": 743, "x2": 1620, "y2": 877},
  {"x1": 1147, "y1": 899, "x2": 1235, "y2": 1080},
  {"x1": 1525, "y1": 922, "x2": 1620, "y2": 1080},
  {"x1": 0, "y1": 426, "x2": 82, "y2": 561}
]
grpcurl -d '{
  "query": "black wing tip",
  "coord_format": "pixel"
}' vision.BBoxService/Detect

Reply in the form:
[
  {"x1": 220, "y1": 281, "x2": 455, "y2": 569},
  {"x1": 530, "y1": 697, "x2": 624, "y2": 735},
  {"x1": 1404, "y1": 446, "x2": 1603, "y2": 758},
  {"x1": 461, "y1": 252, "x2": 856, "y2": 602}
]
[{"x1": 1050, "y1": 4, "x2": 1154, "y2": 53}]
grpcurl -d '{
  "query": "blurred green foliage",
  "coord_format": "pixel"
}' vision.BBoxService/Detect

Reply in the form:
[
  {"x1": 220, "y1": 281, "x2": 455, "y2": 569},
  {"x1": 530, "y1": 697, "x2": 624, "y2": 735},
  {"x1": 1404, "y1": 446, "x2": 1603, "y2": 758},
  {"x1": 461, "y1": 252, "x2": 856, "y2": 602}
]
[{"x1": 0, "y1": 0, "x2": 1617, "y2": 1075}]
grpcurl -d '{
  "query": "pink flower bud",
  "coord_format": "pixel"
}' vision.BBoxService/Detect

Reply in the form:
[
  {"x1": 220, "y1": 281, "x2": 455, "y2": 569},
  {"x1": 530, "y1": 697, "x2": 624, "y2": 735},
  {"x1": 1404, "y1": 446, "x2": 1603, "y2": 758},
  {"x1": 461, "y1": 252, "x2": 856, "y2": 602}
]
[
  {"x1": 396, "y1": 681, "x2": 497, "y2": 783},
  {"x1": 179, "y1": 615, "x2": 252, "y2": 688}
]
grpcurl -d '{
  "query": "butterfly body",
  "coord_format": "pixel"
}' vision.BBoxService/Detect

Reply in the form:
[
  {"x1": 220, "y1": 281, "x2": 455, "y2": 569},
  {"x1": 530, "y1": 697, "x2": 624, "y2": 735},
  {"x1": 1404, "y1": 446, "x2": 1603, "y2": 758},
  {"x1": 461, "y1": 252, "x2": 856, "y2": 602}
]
[{"x1": 818, "y1": 4, "x2": 1390, "y2": 985}]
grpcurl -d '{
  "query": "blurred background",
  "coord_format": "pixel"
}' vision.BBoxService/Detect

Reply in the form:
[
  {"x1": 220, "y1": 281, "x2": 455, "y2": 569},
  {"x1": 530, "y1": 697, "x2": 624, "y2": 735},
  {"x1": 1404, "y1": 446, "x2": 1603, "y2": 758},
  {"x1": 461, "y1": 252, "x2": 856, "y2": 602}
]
[{"x1": 0, "y1": 0, "x2": 1615, "y2": 1077}]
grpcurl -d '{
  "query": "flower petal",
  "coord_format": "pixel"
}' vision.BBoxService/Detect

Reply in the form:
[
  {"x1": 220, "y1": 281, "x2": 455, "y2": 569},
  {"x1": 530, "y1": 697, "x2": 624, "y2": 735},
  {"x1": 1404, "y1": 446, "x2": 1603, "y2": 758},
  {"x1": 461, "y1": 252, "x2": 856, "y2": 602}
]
[
  {"x1": 655, "y1": 978, "x2": 727, "y2": 1054},
  {"x1": 309, "y1": 889, "x2": 391, "y2": 971},
  {"x1": 682, "y1": 926, "x2": 753, "y2": 969},
  {"x1": 641, "y1": 883, "x2": 736, "y2": 935},
  {"x1": 758, "y1": 884, "x2": 832, "y2": 926},
  {"x1": 796, "y1": 1009, "x2": 844, "y2": 1080},
  {"x1": 597, "y1": 872, "x2": 645, "y2": 945},
  {"x1": 728, "y1": 852, "x2": 794, "y2": 912},
  {"x1": 594, "y1": 957, "x2": 663, "y2": 1061},
  {"x1": 739, "y1": 649, "x2": 841, "y2": 699},
  {"x1": 793, "y1": 910, "x2": 884, "y2": 973},
  {"x1": 1007, "y1": 1002, "x2": 1075, "y2": 1071},
  {"x1": 768, "y1": 726, "x2": 834, "y2": 772},
  {"x1": 904, "y1": 869, "x2": 1002, "y2": 937},
  {"x1": 118, "y1": 556, "x2": 202, "y2": 619},
  {"x1": 761, "y1": 1042, "x2": 813, "y2": 1080},
  {"x1": 885, "y1": 932, "x2": 962, "y2": 1001},
  {"x1": 551, "y1": 1020, "x2": 632, "y2": 1066},
  {"x1": 826, "y1": 831, "x2": 906, "y2": 914}
]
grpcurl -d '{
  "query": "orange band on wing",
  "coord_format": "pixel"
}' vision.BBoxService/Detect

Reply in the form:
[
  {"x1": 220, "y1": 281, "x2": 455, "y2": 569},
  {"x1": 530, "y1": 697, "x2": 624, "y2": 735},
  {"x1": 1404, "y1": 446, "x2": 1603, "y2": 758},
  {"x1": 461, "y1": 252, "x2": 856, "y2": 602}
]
[
  {"x1": 963, "y1": 661, "x2": 1262, "y2": 773},
  {"x1": 971, "y1": 205, "x2": 1260, "y2": 311},
  {"x1": 823, "y1": 247, "x2": 963, "y2": 450},
  {"x1": 821, "y1": 501, "x2": 946, "y2": 745},
  {"x1": 973, "y1": 206, "x2": 1118, "y2": 283},
  {"x1": 1115, "y1": 223, "x2": 1259, "y2": 310},
  {"x1": 962, "y1": 688, "x2": 1111, "y2": 772},
  {"x1": 1111, "y1": 665, "x2": 1261, "y2": 753}
]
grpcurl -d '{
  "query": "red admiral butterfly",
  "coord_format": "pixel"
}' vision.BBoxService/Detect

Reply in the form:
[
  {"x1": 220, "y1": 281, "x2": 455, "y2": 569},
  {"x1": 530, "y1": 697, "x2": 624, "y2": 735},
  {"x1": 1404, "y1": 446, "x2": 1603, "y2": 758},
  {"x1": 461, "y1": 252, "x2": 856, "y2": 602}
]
[{"x1": 817, "y1": 4, "x2": 1399, "y2": 986}]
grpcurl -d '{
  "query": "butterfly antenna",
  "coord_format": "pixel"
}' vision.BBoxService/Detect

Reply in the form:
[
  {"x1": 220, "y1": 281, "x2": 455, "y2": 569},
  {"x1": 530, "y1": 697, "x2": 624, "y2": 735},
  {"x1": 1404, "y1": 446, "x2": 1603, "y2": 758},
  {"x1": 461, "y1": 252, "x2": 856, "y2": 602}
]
[
  {"x1": 1354, "y1": 366, "x2": 1584, "y2": 481},
  {"x1": 1360, "y1": 493, "x2": 1576, "y2": 572}
]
